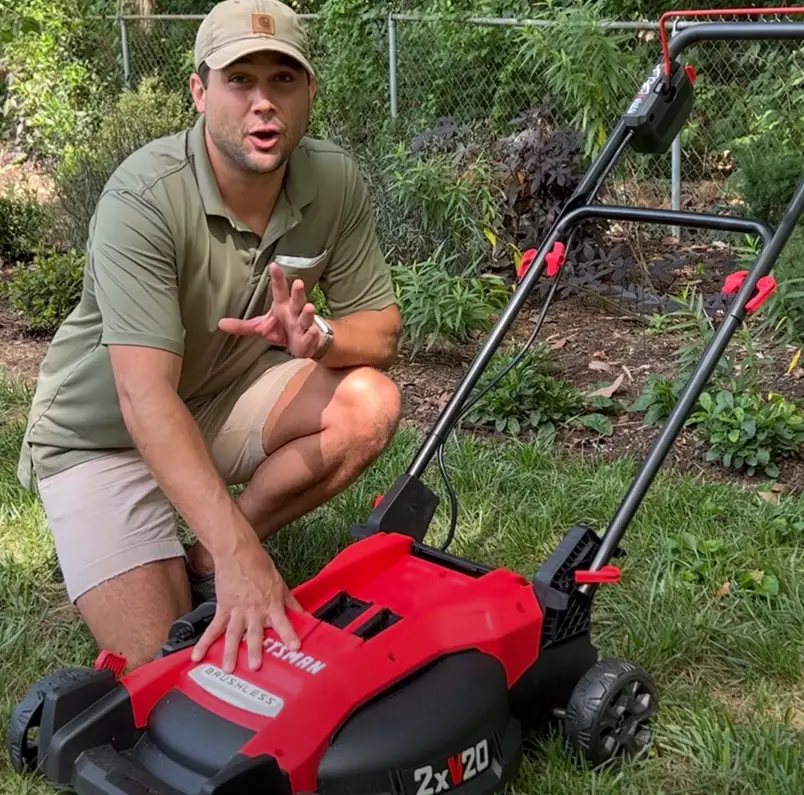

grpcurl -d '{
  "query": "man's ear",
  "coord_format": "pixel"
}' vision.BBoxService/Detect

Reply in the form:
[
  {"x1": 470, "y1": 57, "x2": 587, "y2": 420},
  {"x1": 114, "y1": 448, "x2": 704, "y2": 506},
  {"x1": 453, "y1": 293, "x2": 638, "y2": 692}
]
[
  {"x1": 308, "y1": 74, "x2": 317, "y2": 104},
  {"x1": 189, "y1": 72, "x2": 206, "y2": 113}
]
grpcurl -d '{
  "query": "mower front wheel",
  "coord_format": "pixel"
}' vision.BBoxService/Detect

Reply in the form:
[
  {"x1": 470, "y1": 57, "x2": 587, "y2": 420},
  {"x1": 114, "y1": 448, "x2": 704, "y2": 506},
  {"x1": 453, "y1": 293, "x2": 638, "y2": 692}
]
[{"x1": 562, "y1": 658, "x2": 657, "y2": 767}]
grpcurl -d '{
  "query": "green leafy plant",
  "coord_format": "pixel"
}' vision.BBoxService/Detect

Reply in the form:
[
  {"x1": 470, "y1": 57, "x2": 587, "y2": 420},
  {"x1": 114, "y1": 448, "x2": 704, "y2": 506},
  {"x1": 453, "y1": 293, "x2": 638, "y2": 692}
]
[
  {"x1": 1, "y1": 247, "x2": 84, "y2": 333},
  {"x1": 665, "y1": 531, "x2": 781, "y2": 600},
  {"x1": 52, "y1": 76, "x2": 195, "y2": 250},
  {"x1": 628, "y1": 373, "x2": 682, "y2": 426},
  {"x1": 392, "y1": 252, "x2": 511, "y2": 356},
  {"x1": 463, "y1": 346, "x2": 616, "y2": 439},
  {"x1": 734, "y1": 142, "x2": 804, "y2": 226},
  {"x1": 688, "y1": 388, "x2": 804, "y2": 479},
  {"x1": 666, "y1": 531, "x2": 727, "y2": 585},
  {"x1": 383, "y1": 143, "x2": 500, "y2": 269},
  {"x1": 0, "y1": 187, "x2": 50, "y2": 265},
  {"x1": 0, "y1": 0, "x2": 120, "y2": 158}
]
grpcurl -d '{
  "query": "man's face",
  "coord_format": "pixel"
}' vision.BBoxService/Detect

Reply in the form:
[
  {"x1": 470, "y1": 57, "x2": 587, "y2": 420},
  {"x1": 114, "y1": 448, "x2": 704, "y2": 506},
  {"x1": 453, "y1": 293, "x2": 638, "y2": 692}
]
[{"x1": 191, "y1": 51, "x2": 315, "y2": 175}]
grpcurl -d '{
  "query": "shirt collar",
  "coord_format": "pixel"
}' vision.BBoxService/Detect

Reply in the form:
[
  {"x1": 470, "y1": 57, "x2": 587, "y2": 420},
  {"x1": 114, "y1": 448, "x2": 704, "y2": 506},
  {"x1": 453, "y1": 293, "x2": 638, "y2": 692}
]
[{"x1": 188, "y1": 115, "x2": 317, "y2": 226}]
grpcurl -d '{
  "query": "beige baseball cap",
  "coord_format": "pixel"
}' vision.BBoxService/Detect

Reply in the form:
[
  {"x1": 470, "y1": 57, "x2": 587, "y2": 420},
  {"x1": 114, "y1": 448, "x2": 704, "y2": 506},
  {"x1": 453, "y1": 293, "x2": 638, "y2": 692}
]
[{"x1": 194, "y1": 0, "x2": 315, "y2": 77}]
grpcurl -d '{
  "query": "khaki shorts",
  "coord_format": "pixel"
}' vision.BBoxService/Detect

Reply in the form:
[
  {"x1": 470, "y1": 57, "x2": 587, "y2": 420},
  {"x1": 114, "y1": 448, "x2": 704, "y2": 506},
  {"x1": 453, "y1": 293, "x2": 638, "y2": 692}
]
[{"x1": 37, "y1": 357, "x2": 311, "y2": 603}]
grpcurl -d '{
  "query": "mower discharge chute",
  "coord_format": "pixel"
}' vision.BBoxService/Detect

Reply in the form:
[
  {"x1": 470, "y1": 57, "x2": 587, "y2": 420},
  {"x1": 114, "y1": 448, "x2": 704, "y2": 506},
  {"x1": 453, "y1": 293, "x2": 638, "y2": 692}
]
[{"x1": 8, "y1": 11, "x2": 804, "y2": 795}]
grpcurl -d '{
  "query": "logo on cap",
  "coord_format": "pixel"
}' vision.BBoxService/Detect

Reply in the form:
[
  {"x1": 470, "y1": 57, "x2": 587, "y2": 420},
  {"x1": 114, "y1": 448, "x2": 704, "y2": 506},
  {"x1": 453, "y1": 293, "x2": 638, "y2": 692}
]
[{"x1": 252, "y1": 13, "x2": 275, "y2": 34}]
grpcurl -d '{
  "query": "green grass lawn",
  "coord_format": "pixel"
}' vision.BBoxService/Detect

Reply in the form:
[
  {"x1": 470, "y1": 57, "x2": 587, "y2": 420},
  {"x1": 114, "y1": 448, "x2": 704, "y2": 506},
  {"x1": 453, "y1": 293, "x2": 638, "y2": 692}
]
[{"x1": 1, "y1": 364, "x2": 803, "y2": 794}]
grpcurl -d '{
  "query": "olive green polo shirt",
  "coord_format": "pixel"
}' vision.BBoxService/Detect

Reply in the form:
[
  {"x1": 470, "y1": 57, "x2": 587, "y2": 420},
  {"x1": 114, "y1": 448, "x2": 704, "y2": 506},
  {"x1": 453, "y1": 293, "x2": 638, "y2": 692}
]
[{"x1": 17, "y1": 115, "x2": 396, "y2": 488}]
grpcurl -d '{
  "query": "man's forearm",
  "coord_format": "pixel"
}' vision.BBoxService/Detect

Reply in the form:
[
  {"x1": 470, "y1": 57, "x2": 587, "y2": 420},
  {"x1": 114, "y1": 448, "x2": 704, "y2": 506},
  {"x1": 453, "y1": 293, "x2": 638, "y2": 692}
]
[
  {"x1": 318, "y1": 307, "x2": 401, "y2": 370},
  {"x1": 118, "y1": 380, "x2": 257, "y2": 559}
]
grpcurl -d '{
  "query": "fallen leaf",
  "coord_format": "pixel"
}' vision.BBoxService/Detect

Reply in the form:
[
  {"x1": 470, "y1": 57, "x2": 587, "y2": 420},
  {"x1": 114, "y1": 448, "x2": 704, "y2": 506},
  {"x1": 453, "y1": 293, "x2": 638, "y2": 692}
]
[
  {"x1": 549, "y1": 336, "x2": 568, "y2": 350},
  {"x1": 715, "y1": 581, "x2": 730, "y2": 597},
  {"x1": 437, "y1": 391, "x2": 450, "y2": 410},
  {"x1": 621, "y1": 365, "x2": 633, "y2": 382},
  {"x1": 758, "y1": 491, "x2": 779, "y2": 504},
  {"x1": 588, "y1": 360, "x2": 612, "y2": 372},
  {"x1": 588, "y1": 373, "x2": 625, "y2": 398},
  {"x1": 787, "y1": 348, "x2": 801, "y2": 375}
]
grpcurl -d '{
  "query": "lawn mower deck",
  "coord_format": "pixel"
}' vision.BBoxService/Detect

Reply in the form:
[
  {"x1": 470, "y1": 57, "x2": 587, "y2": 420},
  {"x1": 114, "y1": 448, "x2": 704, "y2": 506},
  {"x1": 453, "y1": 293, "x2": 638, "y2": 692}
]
[
  {"x1": 7, "y1": 528, "x2": 621, "y2": 795},
  {"x1": 9, "y1": 9, "x2": 804, "y2": 795}
]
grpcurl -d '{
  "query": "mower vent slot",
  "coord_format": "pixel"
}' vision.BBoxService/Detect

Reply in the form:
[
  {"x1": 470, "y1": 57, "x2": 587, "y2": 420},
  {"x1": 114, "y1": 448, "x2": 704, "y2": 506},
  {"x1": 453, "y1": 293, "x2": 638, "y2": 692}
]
[
  {"x1": 352, "y1": 607, "x2": 402, "y2": 640},
  {"x1": 410, "y1": 543, "x2": 489, "y2": 577},
  {"x1": 313, "y1": 591, "x2": 373, "y2": 629}
]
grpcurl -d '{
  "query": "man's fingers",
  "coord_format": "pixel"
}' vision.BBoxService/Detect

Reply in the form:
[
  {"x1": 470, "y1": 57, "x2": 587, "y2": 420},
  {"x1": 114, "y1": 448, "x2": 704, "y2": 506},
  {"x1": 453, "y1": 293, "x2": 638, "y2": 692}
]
[
  {"x1": 270, "y1": 263, "x2": 290, "y2": 303},
  {"x1": 191, "y1": 609, "x2": 227, "y2": 662},
  {"x1": 245, "y1": 614, "x2": 266, "y2": 670},
  {"x1": 269, "y1": 605, "x2": 300, "y2": 651},
  {"x1": 289, "y1": 278, "x2": 307, "y2": 316},
  {"x1": 218, "y1": 315, "x2": 265, "y2": 336},
  {"x1": 285, "y1": 589, "x2": 307, "y2": 615},
  {"x1": 298, "y1": 302, "x2": 316, "y2": 334},
  {"x1": 222, "y1": 613, "x2": 246, "y2": 673}
]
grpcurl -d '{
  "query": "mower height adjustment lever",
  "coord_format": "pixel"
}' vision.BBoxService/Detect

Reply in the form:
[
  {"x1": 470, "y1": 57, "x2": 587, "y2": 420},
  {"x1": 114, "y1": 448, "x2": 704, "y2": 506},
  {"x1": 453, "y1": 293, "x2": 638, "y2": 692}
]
[
  {"x1": 721, "y1": 269, "x2": 777, "y2": 313},
  {"x1": 574, "y1": 564, "x2": 621, "y2": 585}
]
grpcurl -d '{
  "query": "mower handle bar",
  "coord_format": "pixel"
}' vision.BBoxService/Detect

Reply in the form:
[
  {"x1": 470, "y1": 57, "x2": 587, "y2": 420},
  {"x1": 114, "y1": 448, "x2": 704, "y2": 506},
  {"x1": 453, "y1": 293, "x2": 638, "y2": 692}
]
[{"x1": 406, "y1": 203, "x2": 774, "y2": 480}]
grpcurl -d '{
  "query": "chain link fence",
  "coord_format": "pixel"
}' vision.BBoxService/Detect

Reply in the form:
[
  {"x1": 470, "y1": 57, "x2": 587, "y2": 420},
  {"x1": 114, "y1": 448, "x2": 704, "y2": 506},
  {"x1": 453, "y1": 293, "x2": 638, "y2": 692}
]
[{"x1": 101, "y1": 11, "x2": 804, "y2": 210}]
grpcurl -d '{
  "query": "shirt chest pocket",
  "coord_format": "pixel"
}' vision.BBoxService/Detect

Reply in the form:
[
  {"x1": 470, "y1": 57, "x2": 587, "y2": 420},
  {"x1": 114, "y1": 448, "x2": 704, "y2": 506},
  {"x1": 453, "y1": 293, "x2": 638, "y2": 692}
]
[{"x1": 273, "y1": 249, "x2": 329, "y2": 298}]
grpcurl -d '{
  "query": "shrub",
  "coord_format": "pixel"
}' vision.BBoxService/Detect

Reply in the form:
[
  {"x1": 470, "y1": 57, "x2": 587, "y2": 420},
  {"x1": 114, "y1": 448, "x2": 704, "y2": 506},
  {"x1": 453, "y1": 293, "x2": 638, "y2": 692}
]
[
  {"x1": 464, "y1": 346, "x2": 617, "y2": 439},
  {"x1": 392, "y1": 250, "x2": 511, "y2": 357},
  {"x1": 1, "y1": 247, "x2": 84, "y2": 333},
  {"x1": 0, "y1": 0, "x2": 120, "y2": 158},
  {"x1": 0, "y1": 186, "x2": 50, "y2": 265},
  {"x1": 381, "y1": 136, "x2": 500, "y2": 270},
  {"x1": 733, "y1": 143, "x2": 803, "y2": 226},
  {"x1": 687, "y1": 388, "x2": 804, "y2": 479},
  {"x1": 52, "y1": 77, "x2": 195, "y2": 250}
]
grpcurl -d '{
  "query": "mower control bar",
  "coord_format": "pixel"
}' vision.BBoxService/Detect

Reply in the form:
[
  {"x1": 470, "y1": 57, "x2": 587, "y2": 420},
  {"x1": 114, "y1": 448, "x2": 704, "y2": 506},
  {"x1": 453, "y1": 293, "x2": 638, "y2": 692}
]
[{"x1": 406, "y1": 205, "x2": 772, "y2": 479}]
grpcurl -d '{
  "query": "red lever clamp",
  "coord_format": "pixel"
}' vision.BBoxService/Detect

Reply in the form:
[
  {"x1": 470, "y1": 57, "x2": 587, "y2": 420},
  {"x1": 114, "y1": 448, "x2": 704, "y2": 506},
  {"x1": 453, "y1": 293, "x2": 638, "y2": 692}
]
[
  {"x1": 516, "y1": 248, "x2": 537, "y2": 280},
  {"x1": 574, "y1": 564, "x2": 621, "y2": 584},
  {"x1": 516, "y1": 241, "x2": 566, "y2": 280},
  {"x1": 94, "y1": 649, "x2": 127, "y2": 679},
  {"x1": 721, "y1": 269, "x2": 777, "y2": 313},
  {"x1": 545, "y1": 241, "x2": 566, "y2": 277}
]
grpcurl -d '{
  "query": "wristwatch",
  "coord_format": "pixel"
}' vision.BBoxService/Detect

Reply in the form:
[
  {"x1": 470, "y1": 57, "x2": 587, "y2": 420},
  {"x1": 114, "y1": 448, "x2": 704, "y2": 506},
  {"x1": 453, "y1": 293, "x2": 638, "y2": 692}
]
[{"x1": 311, "y1": 314, "x2": 334, "y2": 361}]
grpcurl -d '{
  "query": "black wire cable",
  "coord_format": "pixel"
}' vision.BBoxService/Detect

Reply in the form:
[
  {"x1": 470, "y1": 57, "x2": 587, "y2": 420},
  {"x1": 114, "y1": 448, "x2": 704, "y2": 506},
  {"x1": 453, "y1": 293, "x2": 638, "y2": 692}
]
[{"x1": 437, "y1": 228, "x2": 580, "y2": 551}]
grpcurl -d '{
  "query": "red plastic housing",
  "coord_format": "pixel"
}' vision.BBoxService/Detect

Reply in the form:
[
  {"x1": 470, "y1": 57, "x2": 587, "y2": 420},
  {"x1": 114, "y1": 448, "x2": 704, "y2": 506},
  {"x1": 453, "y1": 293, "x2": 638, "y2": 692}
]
[{"x1": 117, "y1": 533, "x2": 544, "y2": 792}]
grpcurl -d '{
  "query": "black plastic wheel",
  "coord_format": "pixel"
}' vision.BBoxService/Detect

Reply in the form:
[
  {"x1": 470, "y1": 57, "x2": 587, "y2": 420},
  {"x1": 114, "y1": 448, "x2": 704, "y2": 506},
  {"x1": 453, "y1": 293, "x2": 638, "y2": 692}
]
[
  {"x1": 562, "y1": 658, "x2": 657, "y2": 766},
  {"x1": 5, "y1": 667, "x2": 97, "y2": 773}
]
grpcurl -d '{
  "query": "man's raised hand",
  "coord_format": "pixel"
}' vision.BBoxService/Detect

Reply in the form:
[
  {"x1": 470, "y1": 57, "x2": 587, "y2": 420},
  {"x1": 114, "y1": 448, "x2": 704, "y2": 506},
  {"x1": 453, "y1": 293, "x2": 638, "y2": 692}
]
[{"x1": 218, "y1": 263, "x2": 324, "y2": 358}]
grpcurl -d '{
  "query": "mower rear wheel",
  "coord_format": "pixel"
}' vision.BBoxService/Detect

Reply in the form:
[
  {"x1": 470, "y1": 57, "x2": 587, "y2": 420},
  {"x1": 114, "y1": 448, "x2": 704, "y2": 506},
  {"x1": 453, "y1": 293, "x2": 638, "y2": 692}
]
[
  {"x1": 5, "y1": 667, "x2": 98, "y2": 773},
  {"x1": 562, "y1": 658, "x2": 657, "y2": 767}
]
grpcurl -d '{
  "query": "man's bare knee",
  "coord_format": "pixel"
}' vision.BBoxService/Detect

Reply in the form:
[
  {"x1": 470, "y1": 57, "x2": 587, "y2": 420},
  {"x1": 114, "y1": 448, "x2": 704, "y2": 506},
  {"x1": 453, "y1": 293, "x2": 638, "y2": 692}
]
[
  {"x1": 333, "y1": 367, "x2": 401, "y2": 454},
  {"x1": 75, "y1": 557, "x2": 191, "y2": 671}
]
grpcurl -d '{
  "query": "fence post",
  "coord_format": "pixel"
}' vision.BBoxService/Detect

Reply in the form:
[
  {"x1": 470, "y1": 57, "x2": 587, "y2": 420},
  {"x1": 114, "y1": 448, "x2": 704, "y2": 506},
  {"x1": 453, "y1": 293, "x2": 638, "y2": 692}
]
[
  {"x1": 119, "y1": 15, "x2": 131, "y2": 88},
  {"x1": 388, "y1": 13, "x2": 398, "y2": 118},
  {"x1": 670, "y1": 21, "x2": 681, "y2": 241}
]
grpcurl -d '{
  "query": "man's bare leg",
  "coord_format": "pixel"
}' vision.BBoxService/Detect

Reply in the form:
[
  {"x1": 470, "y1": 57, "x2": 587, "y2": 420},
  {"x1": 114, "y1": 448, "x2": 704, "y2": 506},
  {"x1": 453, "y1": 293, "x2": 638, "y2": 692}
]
[
  {"x1": 187, "y1": 363, "x2": 400, "y2": 574},
  {"x1": 74, "y1": 558, "x2": 191, "y2": 671}
]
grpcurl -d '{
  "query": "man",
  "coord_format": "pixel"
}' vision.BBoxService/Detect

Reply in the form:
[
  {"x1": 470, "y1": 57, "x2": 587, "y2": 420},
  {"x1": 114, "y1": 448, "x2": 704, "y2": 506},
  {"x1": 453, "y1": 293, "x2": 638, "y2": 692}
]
[{"x1": 16, "y1": 0, "x2": 402, "y2": 675}]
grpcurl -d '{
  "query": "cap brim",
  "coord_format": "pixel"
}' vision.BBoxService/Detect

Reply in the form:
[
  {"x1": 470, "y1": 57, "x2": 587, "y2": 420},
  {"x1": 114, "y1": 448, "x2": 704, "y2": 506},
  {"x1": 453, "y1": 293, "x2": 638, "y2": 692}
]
[{"x1": 203, "y1": 38, "x2": 315, "y2": 78}]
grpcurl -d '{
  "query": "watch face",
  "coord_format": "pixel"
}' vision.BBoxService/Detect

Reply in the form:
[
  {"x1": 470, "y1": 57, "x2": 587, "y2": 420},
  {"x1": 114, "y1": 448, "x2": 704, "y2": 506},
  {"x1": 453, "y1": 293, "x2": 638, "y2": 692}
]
[{"x1": 314, "y1": 315, "x2": 332, "y2": 335}]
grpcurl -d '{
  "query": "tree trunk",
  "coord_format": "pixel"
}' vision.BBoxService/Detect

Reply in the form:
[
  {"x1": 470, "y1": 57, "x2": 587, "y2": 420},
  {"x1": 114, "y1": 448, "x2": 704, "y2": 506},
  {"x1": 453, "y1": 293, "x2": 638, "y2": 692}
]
[{"x1": 125, "y1": 0, "x2": 155, "y2": 30}]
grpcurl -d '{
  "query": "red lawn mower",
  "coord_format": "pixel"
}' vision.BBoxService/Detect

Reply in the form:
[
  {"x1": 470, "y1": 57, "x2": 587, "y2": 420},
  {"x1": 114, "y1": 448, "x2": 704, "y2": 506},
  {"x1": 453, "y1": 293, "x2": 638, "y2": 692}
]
[{"x1": 8, "y1": 10, "x2": 804, "y2": 795}]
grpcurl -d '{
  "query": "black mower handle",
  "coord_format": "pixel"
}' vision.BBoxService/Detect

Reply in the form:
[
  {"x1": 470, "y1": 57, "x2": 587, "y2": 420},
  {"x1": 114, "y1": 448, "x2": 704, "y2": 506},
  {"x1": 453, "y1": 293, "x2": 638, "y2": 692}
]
[{"x1": 385, "y1": 17, "x2": 804, "y2": 573}]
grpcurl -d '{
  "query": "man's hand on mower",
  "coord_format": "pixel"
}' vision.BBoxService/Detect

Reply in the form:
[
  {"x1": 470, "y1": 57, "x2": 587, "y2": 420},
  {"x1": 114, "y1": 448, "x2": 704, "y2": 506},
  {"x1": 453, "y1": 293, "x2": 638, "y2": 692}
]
[
  {"x1": 190, "y1": 536, "x2": 303, "y2": 673},
  {"x1": 218, "y1": 263, "x2": 324, "y2": 359}
]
